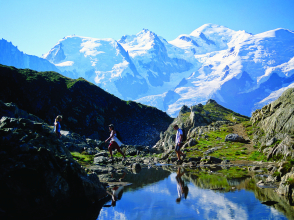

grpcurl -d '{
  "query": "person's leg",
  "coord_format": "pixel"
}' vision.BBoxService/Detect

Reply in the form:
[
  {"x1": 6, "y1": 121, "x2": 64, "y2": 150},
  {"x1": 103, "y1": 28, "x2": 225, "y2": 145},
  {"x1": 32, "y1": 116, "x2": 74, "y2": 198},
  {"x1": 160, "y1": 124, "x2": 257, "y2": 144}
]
[
  {"x1": 179, "y1": 151, "x2": 185, "y2": 156},
  {"x1": 176, "y1": 144, "x2": 182, "y2": 161},
  {"x1": 113, "y1": 142, "x2": 126, "y2": 158},
  {"x1": 117, "y1": 147, "x2": 125, "y2": 158},
  {"x1": 176, "y1": 151, "x2": 181, "y2": 160},
  {"x1": 108, "y1": 143, "x2": 114, "y2": 158}
]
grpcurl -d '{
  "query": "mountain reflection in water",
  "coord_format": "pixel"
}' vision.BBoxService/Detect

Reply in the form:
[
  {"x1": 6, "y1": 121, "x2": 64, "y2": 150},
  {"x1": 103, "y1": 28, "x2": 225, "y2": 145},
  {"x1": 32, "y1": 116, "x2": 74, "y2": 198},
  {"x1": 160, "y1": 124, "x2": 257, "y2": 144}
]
[{"x1": 98, "y1": 167, "x2": 290, "y2": 220}]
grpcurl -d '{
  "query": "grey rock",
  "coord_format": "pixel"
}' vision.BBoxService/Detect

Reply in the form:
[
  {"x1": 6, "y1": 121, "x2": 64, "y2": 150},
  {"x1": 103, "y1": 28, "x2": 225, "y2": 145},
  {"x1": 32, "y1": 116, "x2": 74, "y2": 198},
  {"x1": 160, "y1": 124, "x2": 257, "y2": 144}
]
[
  {"x1": 132, "y1": 163, "x2": 141, "y2": 173},
  {"x1": 188, "y1": 138, "x2": 197, "y2": 147},
  {"x1": 225, "y1": 133, "x2": 246, "y2": 143},
  {"x1": 221, "y1": 160, "x2": 230, "y2": 165},
  {"x1": 265, "y1": 175, "x2": 275, "y2": 183},
  {"x1": 276, "y1": 172, "x2": 294, "y2": 196},
  {"x1": 95, "y1": 152, "x2": 109, "y2": 157},
  {"x1": 94, "y1": 156, "x2": 107, "y2": 164},
  {"x1": 266, "y1": 137, "x2": 277, "y2": 147}
]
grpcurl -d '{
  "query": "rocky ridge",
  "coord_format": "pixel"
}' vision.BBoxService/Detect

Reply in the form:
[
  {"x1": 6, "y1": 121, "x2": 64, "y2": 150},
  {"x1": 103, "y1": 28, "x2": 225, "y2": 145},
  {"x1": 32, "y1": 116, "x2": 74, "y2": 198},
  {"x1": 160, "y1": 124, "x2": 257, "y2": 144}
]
[
  {"x1": 153, "y1": 99, "x2": 249, "y2": 154},
  {"x1": 0, "y1": 64, "x2": 173, "y2": 146}
]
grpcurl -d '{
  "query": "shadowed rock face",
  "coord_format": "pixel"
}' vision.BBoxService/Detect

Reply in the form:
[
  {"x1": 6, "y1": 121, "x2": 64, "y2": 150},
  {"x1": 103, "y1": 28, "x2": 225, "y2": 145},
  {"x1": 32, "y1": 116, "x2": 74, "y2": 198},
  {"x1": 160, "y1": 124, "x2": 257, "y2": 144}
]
[
  {"x1": 0, "y1": 104, "x2": 107, "y2": 219},
  {"x1": 0, "y1": 64, "x2": 173, "y2": 146}
]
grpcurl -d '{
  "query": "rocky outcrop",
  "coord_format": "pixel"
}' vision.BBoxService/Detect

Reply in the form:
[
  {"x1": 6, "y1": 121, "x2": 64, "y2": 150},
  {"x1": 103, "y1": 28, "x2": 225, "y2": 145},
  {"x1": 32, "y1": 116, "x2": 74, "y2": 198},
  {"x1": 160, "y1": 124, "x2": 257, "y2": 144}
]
[
  {"x1": 251, "y1": 88, "x2": 294, "y2": 160},
  {"x1": 0, "y1": 114, "x2": 107, "y2": 219},
  {"x1": 153, "y1": 100, "x2": 248, "y2": 153},
  {"x1": 276, "y1": 171, "x2": 294, "y2": 200},
  {"x1": 0, "y1": 64, "x2": 173, "y2": 146}
]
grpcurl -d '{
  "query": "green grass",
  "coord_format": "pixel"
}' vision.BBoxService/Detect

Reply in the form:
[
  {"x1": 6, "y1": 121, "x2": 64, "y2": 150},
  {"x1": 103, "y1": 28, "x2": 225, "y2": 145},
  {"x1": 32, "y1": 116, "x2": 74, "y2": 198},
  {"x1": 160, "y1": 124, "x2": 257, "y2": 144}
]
[
  {"x1": 286, "y1": 178, "x2": 294, "y2": 186},
  {"x1": 181, "y1": 112, "x2": 191, "y2": 123},
  {"x1": 71, "y1": 152, "x2": 94, "y2": 166},
  {"x1": 248, "y1": 151, "x2": 266, "y2": 161},
  {"x1": 185, "y1": 123, "x2": 267, "y2": 161}
]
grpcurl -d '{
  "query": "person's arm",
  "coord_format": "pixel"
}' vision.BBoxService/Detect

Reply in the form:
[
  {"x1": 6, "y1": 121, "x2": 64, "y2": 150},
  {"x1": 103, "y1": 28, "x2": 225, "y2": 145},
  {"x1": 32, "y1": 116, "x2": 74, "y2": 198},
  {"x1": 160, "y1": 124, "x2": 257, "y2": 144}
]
[
  {"x1": 105, "y1": 130, "x2": 116, "y2": 142},
  {"x1": 55, "y1": 122, "x2": 58, "y2": 134},
  {"x1": 179, "y1": 134, "x2": 183, "y2": 143}
]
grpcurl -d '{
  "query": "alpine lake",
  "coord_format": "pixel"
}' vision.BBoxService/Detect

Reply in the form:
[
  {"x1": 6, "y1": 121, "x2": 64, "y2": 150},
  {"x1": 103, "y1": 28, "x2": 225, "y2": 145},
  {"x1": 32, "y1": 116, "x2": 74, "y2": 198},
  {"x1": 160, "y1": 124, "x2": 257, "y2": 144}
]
[{"x1": 95, "y1": 165, "x2": 294, "y2": 220}]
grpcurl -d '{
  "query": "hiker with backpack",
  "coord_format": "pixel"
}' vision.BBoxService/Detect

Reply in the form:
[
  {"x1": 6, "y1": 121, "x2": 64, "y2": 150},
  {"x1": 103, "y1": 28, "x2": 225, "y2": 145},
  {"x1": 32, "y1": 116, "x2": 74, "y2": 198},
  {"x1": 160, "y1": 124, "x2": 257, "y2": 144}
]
[
  {"x1": 105, "y1": 124, "x2": 126, "y2": 161},
  {"x1": 173, "y1": 124, "x2": 186, "y2": 162}
]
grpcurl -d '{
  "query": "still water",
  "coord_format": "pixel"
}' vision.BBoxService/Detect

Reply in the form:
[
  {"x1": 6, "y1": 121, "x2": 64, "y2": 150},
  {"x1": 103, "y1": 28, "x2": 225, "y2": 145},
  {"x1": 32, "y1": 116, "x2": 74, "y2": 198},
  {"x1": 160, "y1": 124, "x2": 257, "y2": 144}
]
[{"x1": 98, "y1": 167, "x2": 291, "y2": 220}]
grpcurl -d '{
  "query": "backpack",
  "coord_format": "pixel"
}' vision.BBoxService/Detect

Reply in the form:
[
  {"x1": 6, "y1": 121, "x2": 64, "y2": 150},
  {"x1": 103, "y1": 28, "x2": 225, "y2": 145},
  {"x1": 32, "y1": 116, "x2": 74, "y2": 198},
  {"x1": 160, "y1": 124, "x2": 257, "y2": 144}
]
[
  {"x1": 116, "y1": 130, "x2": 123, "y2": 141},
  {"x1": 180, "y1": 128, "x2": 187, "y2": 142}
]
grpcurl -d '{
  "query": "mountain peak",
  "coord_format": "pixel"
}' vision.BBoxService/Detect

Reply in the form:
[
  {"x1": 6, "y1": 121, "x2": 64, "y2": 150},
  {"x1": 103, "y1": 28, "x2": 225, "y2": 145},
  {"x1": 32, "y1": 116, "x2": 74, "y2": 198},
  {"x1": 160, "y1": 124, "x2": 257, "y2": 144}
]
[
  {"x1": 190, "y1": 24, "x2": 233, "y2": 37},
  {"x1": 138, "y1": 28, "x2": 157, "y2": 38}
]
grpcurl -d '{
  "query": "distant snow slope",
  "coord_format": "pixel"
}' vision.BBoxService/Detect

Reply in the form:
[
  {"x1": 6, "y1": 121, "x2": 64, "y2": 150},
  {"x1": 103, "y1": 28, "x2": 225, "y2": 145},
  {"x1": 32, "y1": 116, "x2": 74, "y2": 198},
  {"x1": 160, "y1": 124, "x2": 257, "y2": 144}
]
[{"x1": 3, "y1": 24, "x2": 293, "y2": 117}]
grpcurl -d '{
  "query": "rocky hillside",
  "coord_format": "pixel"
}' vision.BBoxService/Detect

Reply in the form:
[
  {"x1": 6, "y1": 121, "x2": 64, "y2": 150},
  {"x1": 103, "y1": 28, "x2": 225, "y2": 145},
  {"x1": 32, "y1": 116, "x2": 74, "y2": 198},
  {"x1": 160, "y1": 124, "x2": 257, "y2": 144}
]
[
  {"x1": 0, "y1": 64, "x2": 172, "y2": 146},
  {"x1": 153, "y1": 99, "x2": 249, "y2": 153},
  {"x1": 251, "y1": 87, "x2": 294, "y2": 161},
  {"x1": 0, "y1": 102, "x2": 107, "y2": 219}
]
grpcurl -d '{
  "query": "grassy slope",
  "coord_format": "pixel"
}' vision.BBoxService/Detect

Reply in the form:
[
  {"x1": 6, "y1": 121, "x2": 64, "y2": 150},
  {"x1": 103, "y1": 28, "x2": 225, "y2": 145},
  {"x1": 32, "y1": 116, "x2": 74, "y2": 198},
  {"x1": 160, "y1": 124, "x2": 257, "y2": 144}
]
[{"x1": 185, "y1": 121, "x2": 266, "y2": 161}]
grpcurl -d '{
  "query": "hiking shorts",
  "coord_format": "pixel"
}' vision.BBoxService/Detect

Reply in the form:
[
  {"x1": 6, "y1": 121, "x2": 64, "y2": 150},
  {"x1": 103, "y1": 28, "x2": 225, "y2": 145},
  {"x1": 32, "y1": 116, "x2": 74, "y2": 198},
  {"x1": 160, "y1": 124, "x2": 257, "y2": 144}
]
[
  {"x1": 175, "y1": 143, "x2": 183, "y2": 152},
  {"x1": 109, "y1": 141, "x2": 120, "y2": 151}
]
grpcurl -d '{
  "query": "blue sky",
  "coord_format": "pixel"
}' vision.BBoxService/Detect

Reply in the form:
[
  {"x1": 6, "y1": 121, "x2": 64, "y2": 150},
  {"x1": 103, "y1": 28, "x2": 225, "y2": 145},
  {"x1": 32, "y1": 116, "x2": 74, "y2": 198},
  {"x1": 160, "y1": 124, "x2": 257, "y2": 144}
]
[{"x1": 1, "y1": 0, "x2": 294, "y2": 57}]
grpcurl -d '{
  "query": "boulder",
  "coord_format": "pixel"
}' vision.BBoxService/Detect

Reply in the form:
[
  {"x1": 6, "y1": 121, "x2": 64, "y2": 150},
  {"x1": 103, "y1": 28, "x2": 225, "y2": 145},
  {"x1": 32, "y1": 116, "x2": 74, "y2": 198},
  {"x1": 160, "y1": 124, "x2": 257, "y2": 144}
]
[
  {"x1": 125, "y1": 146, "x2": 137, "y2": 156},
  {"x1": 132, "y1": 163, "x2": 141, "y2": 173},
  {"x1": 225, "y1": 133, "x2": 246, "y2": 143},
  {"x1": 207, "y1": 156, "x2": 222, "y2": 164},
  {"x1": 188, "y1": 138, "x2": 198, "y2": 147},
  {"x1": 94, "y1": 156, "x2": 107, "y2": 164}
]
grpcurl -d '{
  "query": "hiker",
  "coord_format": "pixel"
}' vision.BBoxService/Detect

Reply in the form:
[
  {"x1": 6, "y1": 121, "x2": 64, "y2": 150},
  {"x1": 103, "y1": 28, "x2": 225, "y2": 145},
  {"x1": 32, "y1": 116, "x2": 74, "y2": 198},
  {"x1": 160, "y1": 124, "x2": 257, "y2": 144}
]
[
  {"x1": 173, "y1": 124, "x2": 186, "y2": 162},
  {"x1": 106, "y1": 185, "x2": 124, "y2": 207},
  {"x1": 54, "y1": 115, "x2": 62, "y2": 138},
  {"x1": 105, "y1": 124, "x2": 126, "y2": 161},
  {"x1": 175, "y1": 167, "x2": 189, "y2": 203}
]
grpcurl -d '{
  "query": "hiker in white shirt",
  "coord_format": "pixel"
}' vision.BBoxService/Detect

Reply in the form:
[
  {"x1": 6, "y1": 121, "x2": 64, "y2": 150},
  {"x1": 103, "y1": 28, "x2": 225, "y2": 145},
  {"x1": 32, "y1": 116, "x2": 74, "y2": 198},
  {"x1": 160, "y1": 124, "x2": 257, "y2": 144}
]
[
  {"x1": 105, "y1": 124, "x2": 126, "y2": 161},
  {"x1": 173, "y1": 124, "x2": 186, "y2": 162}
]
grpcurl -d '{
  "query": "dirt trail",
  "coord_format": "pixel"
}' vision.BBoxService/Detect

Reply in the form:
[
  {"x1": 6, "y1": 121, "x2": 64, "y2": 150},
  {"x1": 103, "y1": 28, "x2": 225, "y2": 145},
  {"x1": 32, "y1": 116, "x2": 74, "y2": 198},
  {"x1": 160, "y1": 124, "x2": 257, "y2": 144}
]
[{"x1": 230, "y1": 123, "x2": 256, "y2": 164}]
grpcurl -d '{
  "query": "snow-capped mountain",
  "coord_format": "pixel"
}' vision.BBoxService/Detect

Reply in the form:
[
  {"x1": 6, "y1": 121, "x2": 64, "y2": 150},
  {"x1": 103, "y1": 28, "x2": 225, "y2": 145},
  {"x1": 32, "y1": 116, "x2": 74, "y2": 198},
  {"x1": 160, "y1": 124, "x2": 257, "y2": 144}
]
[
  {"x1": 2, "y1": 24, "x2": 293, "y2": 117},
  {"x1": 162, "y1": 26, "x2": 294, "y2": 116},
  {"x1": 43, "y1": 31, "x2": 194, "y2": 100},
  {"x1": 0, "y1": 39, "x2": 58, "y2": 72},
  {"x1": 43, "y1": 24, "x2": 294, "y2": 117}
]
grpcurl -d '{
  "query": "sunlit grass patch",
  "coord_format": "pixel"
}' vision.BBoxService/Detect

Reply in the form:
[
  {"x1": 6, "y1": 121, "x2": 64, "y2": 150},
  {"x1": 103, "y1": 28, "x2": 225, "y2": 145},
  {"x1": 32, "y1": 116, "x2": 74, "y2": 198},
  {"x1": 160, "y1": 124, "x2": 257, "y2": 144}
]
[{"x1": 71, "y1": 151, "x2": 94, "y2": 166}]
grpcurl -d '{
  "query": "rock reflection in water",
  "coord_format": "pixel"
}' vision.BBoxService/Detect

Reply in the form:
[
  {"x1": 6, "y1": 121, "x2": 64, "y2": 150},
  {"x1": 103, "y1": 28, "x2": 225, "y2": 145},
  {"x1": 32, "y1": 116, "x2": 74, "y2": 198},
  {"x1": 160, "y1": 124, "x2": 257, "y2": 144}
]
[{"x1": 98, "y1": 167, "x2": 290, "y2": 220}]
